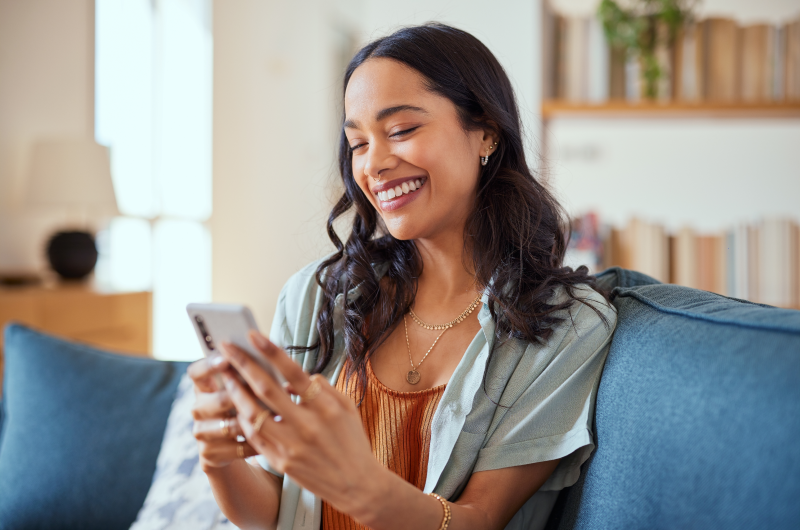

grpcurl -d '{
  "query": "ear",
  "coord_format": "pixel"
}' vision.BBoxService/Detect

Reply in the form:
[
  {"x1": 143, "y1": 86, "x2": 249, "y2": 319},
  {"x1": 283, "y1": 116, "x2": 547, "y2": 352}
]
[{"x1": 480, "y1": 127, "x2": 499, "y2": 159}]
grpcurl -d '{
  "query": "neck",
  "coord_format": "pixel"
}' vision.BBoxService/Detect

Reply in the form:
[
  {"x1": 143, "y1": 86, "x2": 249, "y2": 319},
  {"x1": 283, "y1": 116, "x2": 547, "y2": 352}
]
[{"x1": 414, "y1": 228, "x2": 480, "y2": 307}]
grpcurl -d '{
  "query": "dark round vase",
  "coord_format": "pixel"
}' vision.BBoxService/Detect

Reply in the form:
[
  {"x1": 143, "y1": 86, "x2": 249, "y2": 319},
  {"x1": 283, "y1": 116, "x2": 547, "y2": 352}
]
[{"x1": 47, "y1": 231, "x2": 98, "y2": 280}]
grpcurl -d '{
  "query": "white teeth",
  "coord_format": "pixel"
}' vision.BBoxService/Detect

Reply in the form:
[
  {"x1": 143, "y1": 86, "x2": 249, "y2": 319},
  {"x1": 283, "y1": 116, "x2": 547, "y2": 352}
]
[{"x1": 377, "y1": 178, "x2": 427, "y2": 202}]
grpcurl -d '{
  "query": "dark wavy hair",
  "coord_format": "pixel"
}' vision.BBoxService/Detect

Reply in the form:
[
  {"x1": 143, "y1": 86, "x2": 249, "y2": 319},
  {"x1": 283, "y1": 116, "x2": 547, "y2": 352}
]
[{"x1": 302, "y1": 23, "x2": 612, "y2": 392}]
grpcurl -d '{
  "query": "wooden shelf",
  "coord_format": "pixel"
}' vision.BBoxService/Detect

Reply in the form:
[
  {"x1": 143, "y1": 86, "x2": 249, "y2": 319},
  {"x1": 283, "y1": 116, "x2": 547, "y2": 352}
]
[{"x1": 542, "y1": 100, "x2": 800, "y2": 120}]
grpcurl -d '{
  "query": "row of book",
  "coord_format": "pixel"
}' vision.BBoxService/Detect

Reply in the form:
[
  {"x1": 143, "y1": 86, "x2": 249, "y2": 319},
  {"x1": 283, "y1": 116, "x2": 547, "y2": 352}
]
[
  {"x1": 565, "y1": 214, "x2": 800, "y2": 310},
  {"x1": 543, "y1": 2, "x2": 800, "y2": 103}
]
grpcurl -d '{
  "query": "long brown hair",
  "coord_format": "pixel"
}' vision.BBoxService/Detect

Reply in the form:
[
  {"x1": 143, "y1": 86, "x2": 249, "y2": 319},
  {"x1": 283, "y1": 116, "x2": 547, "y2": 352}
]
[{"x1": 299, "y1": 23, "x2": 612, "y2": 392}]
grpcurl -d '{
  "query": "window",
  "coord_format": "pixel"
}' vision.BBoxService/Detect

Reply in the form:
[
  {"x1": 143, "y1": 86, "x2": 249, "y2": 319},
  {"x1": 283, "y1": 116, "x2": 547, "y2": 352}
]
[{"x1": 95, "y1": 0, "x2": 212, "y2": 360}]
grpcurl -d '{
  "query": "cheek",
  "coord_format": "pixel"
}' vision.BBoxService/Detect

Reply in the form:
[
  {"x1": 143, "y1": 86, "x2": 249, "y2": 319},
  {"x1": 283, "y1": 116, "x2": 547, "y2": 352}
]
[
  {"x1": 411, "y1": 137, "x2": 479, "y2": 195},
  {"x1": 351, "y1": 164, "x2": 375, "y2": 204}
]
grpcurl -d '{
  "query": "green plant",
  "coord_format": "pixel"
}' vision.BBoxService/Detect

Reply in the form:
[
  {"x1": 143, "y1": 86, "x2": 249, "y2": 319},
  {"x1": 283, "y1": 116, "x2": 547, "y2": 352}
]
[{"x1": 598, "y1": 0, "x2": 696, "y2": 99}]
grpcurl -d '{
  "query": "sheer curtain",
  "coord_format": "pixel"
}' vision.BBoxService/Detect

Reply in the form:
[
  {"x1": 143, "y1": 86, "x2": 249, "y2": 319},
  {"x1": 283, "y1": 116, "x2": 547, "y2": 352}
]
[{"x1": 95, "y1": 0, "x2": 212, "y2": 360}]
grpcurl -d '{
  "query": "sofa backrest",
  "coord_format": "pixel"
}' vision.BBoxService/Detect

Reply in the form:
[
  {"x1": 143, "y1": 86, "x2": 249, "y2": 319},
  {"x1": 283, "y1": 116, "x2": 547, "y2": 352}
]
[
  {"x1": 547, "y1": 268, "x2": 800, "y2": 530},
  {"x1": 0, "y1": 323, "x2": 189, "y2": 529}
]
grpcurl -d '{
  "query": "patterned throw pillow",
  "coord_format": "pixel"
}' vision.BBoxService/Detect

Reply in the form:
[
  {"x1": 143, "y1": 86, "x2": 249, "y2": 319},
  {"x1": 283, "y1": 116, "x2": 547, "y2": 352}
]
[{"x1": 130, "y1": 374, "x2": 240, "y2": 530}]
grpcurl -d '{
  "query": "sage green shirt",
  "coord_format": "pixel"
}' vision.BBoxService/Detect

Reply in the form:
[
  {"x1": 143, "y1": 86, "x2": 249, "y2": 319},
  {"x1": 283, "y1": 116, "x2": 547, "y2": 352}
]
[{"x1": 255, "y1": 258, "x2": 618, "y2": 530}]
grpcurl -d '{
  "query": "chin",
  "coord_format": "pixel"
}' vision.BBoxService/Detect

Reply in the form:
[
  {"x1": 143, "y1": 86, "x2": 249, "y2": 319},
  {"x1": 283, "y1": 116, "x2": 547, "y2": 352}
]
[{"x1": 381, "y1": 217, "x2": 425, "y2": 241}]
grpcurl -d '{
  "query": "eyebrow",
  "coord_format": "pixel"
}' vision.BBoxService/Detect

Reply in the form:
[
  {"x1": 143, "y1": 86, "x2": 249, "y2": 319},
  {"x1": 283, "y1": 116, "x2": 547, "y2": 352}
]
[{"x1": 343, "y1": 105, "x2": 429, "y2": 130}]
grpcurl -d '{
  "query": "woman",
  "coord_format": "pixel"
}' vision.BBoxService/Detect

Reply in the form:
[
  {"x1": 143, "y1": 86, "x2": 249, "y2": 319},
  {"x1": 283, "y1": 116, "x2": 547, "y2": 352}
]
[{"x1": 189, "y1": 23, "x2": 617, "y2": 530}]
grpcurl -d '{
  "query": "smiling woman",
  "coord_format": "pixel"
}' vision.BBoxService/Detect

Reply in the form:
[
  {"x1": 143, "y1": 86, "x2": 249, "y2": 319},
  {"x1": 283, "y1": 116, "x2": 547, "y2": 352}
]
[{"x1": 188, "y1": 23, "x2": 618, "y2": 530}]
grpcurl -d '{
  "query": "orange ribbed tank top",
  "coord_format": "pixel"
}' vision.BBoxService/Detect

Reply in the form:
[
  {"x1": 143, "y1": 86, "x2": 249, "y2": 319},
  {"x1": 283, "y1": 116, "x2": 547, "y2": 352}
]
[{"x1": 322, "y1": 359, "x2": 446, "y2": 530}]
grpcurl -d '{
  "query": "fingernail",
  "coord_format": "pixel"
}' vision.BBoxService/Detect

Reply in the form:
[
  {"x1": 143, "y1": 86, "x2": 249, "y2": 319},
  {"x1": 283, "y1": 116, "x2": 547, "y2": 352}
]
[{"x1": 210, "y1": 355, "x2": 225, "y2": 367}]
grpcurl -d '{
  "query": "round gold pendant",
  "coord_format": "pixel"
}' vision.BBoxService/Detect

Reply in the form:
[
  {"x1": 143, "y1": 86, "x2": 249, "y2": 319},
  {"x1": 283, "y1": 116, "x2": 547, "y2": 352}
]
[{"x1": 406, "y1": 370, "x2": 421, "y2": 385}]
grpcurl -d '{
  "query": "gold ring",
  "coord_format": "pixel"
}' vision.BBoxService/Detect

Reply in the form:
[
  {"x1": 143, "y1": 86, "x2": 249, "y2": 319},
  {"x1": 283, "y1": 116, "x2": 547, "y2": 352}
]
[
  {"x1": 299, "y1": 374, "x2": 323, "y2": 403},
  {"x1": 220, "y1": 419, "x2": 230, "y2": 438},
  {"x1": 252, "y1": 410, "x2": 270, "y2": 434},
  {"x1": 237, "y1": 443, "x2": 245, "y2": 459}
]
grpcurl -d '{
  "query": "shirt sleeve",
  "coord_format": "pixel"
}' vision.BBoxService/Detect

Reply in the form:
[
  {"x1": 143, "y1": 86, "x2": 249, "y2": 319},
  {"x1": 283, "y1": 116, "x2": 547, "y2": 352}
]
[
  {"x1": 473, "y1": 292, "x2": 617, "y2": 491},
  {"x1": 255, "y1": 280, "x2": 292, "y2": 478}
]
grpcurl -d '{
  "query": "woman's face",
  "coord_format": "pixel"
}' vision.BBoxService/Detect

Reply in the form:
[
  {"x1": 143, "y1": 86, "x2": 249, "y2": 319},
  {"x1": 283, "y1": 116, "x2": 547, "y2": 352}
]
[{"x1": 344, "y1": 58, "x2": 495, "y2": 242}]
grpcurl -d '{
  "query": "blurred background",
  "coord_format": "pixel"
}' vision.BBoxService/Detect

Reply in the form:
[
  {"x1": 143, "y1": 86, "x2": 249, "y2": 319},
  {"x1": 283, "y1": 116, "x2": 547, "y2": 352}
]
[{"x1": 0, "y1": 0, "x2": 798, "y2": 363}]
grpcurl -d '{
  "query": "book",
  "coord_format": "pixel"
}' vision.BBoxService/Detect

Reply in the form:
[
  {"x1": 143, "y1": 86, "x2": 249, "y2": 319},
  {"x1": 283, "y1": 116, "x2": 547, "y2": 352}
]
[
  {"x1": 740, "y1": 24, "x2": 775, "y2": 102},
  {"x1": 702, "y1": 17, "x2": 741, "y2": 102},
  {"x1": 609, "y1": 45, "x2": 627, "y2": 100},
  {"x1": 655, "y1": 20, "x2": 673, "y2": 101},
  {"x1": 542, "y1": 0, "x2": 560, "y2": 101},
  {"x1": 757, "y1": 218, "x2": 794, "y2": 307},
  {"x1": 625, "y1": 51, "x2": 642, "y2": 101},
  {"x1": 671, "y1": 226, "x2": 698, "y2": 288},
  {"x1": 731, "y1": 223, "x2": 751, "y2": 300},
  {"x1": 587, "y1": 17, "x2": 610, "y2": 103},
  {"x1": 774, "y1": 25, "x2": 786, "y2": 101},
  {"x1": 785, "y1": 18, "x2": 800, "y2": 100},
  {"x1": 619, "y1": 218, "x2": 669, "y2": 283},
  {"x1": 565, "y1": 16, "x2": 589, "y2": 102}
]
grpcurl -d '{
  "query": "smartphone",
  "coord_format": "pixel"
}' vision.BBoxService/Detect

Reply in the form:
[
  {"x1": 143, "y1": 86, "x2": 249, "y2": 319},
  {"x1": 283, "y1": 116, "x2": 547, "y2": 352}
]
[{"x1": 186, "y1": 303, "x2": 287, "y2": 387}]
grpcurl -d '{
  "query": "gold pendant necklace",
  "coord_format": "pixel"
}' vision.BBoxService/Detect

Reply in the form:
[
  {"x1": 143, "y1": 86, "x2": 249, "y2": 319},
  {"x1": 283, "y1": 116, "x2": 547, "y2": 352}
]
[{"x1": 403, "y1": 294, "x2": 483, "y2": 385}]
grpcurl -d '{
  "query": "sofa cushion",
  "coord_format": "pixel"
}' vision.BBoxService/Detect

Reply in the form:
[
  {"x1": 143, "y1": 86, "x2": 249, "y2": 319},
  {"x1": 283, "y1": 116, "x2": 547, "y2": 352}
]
[
  {"x1": 0, "y1": 323, "x2": 188, "y2": 530},
  {"x1": 130, "y1": 373, "x2": 240, "y2": 530},
  {"x1": 549, "y1": 280, "x2": 800, "y2": 530}
]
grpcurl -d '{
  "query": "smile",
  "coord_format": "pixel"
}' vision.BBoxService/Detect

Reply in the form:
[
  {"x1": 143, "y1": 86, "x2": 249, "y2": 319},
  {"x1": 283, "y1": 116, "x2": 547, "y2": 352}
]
[{"x1": 376, "y1": 178, "x2": 426, "y2": 202}]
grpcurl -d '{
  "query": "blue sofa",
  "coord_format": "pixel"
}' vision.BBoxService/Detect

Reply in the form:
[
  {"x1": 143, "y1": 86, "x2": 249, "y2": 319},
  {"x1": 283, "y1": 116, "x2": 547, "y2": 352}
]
[{"x1": 1, "y1": 267, "x2": 798, "y2": 529}]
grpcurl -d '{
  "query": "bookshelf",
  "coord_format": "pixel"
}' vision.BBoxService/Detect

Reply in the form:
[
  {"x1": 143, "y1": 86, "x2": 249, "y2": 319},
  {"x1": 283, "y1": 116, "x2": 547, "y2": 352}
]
[
  {"x1": 542, "y1": 101, "x2": 800, "y2": 120},
  {"x1": 566, "y1": 214, "x2": 800, "y2": 312}
]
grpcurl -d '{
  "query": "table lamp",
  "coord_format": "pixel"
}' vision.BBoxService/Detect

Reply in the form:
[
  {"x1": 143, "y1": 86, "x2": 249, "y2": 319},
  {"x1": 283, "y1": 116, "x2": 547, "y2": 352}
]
[{"x1": 25, "y1": 138, "x2": 119, "y2": 280}]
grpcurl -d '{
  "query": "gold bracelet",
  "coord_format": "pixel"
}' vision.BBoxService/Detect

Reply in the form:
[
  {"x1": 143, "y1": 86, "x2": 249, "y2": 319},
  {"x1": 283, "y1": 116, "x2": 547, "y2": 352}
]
[{"x1": 428, "y1": 492, "x2": 451, "y2": 530}]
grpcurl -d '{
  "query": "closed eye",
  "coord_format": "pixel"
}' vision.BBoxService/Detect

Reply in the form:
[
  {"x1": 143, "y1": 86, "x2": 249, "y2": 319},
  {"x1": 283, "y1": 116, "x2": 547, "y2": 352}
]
[{"x1": 391, "y1": 126, "x2": 419, "y2": 138}]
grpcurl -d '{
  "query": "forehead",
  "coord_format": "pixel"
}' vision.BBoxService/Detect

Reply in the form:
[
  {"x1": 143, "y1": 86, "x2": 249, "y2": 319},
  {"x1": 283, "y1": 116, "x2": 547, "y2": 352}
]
[{"x1": 344, "y1": 58, "x2": 430, "y2": 120}]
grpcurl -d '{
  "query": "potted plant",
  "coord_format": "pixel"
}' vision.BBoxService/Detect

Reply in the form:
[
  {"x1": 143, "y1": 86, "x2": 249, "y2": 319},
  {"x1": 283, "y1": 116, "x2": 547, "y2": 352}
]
[{"x1": 598, "y1": 0, "x2": 696, "y2": 100}]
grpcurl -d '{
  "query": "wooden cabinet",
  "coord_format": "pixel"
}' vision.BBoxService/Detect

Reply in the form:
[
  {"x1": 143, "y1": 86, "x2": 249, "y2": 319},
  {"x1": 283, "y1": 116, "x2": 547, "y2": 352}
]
[{"x1": 0, "y1": 285, "x2": 152, "y2": 390}]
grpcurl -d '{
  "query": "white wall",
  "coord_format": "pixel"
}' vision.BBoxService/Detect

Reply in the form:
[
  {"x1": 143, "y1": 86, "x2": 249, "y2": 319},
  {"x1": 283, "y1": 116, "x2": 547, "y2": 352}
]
[
  {"x1": 0, "y1": 0, "x2": 95, "y2": 273},
  {"x1": 212, "y1": 0, "x2": 343, "y2": 328},
  {"x1": 548, "y1": 119, "x2": 800, "y2": 232}
]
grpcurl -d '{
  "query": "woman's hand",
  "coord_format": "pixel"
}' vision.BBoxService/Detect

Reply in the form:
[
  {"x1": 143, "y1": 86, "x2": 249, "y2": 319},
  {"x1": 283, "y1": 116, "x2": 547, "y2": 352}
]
[
  {"x1": 218, "y1": 331, "x2": 387, "y2": 520},
  {"x1": 187, "y1": 355, "x2": 258, "y2": 472}
]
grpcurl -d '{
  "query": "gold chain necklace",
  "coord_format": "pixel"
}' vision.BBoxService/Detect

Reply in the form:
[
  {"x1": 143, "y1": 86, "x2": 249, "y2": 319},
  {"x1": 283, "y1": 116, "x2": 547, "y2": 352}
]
[
  {"x1": 408, "y1": 294, "x2": 482, "y2": 330},
  {"x1": 403, "y1": 294, "x2": 483, "y2": 385}
]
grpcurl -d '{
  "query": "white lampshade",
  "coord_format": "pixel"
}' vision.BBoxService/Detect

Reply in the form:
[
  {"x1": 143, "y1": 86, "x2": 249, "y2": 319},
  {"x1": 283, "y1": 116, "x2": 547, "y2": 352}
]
[{"x1": 26, "y1": 138, "x2": 119, "y2": 216}]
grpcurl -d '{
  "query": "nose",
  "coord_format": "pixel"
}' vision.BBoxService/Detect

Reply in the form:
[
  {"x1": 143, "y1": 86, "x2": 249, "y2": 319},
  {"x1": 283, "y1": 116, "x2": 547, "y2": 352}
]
[{"x1": 363, "y1": 141, "x2": 397, "y2": 182}]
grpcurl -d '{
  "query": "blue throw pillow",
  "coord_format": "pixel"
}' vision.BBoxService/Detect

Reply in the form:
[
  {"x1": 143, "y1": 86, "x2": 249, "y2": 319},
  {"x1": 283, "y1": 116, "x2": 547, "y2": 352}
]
[
  {"x1": 0, "y1": 323, "x2": 189, "y2": 530},
  {"x1": 549, "y1": 280, "x2": 800, "y2": 530}
]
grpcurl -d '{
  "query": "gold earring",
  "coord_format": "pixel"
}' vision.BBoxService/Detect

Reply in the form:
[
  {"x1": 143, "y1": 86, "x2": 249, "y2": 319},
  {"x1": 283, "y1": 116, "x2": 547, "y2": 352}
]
[{"x1": 481, "y1": 142, "x2": 498, "y2": 166}]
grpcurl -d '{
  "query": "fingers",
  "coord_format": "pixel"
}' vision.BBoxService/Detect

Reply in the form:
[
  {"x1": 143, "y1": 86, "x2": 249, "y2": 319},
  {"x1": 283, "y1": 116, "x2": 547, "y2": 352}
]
[
  {"x1": 198, "y1": 439, "x2": 258, "y2": 471},
  {"x1": 188, "y1": 356, "x2": 230, "y2": 393},
  {"x1": 193, "y1": 417, "x2": 244, "y2": 441},
  {"x1": 191, "y1": 390, "x2": 236, "y2": 420},
  {"x1": 222, "y1": 371, "x2": 286, "y2": 437},
  {"x1": 248, "y1": 331, "x2": 312, "y2": 397},
  {"x1": 219, "y1": 342, "x2": 296, "y2": 418}
]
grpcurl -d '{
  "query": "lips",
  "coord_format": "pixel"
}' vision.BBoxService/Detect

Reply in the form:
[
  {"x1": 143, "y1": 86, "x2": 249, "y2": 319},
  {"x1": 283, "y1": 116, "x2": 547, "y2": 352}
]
[{"x1": 371, "y1": 177, "x2": 427, "y2": 212}]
